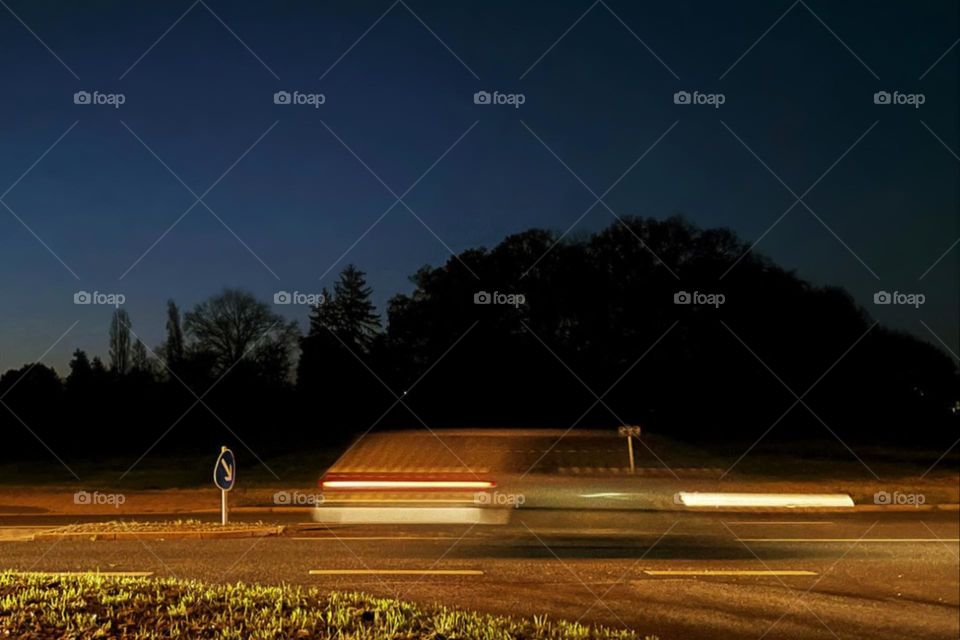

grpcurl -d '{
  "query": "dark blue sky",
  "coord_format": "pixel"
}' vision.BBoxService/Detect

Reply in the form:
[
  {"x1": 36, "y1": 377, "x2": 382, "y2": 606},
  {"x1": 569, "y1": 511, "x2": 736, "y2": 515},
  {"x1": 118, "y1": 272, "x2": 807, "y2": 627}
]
[{"x1": 0, "y1": 0, "x2": 957, "y2": 371}]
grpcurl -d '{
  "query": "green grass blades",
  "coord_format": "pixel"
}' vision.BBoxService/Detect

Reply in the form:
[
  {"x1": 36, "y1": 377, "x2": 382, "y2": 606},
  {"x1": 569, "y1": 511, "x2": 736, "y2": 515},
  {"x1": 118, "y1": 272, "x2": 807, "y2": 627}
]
[{"x1": 0, "y1": 572, "x2": 643, "y2": 639}]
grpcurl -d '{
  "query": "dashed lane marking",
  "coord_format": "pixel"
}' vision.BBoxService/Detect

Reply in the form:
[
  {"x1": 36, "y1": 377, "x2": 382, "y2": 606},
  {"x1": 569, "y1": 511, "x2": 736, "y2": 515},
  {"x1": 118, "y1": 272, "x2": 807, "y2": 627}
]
[
  {"x1": 643, "y1": 570, "x2": 817, "y2": 576},
  {"x1": 309, "y1": 569, "x2": 483, "y2": 576},
  {"x1": 293, "y1": 536, "x2": 456, "y2": 541},
  {"x1": 7, "y1": 571, "x2": 154, "y2": 577},
  {"x1": 738, "y1": 538, "x2": 960, "y2": 543},
  {"x1": 731, "y1": 521, "x2": 834, "y2": 525}
]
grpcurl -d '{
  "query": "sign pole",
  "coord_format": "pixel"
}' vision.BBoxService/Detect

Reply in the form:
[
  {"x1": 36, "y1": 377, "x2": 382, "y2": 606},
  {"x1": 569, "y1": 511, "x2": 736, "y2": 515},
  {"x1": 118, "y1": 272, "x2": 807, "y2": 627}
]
[
  {"x1": 618, "y1": 425, "x2": 640, "y2": 475},
  {"x1": 214, "y1": 445, "x2": 235, "y2": 526},
  {"x1": 220, "y1": 445, "x2": 228, "y2": 525}
]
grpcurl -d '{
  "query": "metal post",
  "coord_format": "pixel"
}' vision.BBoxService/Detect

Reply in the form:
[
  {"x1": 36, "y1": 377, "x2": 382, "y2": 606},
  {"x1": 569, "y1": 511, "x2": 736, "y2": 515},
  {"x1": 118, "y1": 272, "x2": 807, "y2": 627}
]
[
  {"x1": 221, "y1": 489, "x2": 228, "y2": 525},
  {"x1": 627, "y1": 435, "x2": 635, "y2": 474}
]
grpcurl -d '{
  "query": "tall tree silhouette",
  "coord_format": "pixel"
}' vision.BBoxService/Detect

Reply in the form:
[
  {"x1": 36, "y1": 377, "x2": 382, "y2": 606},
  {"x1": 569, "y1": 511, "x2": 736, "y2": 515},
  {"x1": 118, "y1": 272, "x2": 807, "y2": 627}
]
[
  {"x1": 131, "y1": 340, "x2": 153, "y2": 375},
  {"x1": 298, "y1": 266, "x2": 387, "y2": 436},
  {"x1": 108, "y1": 309, "x2": 132, "y2": 375},
  {"x1": 66, "y1": 348, "x2": 92, "y2": 392},
  {"x1": 162, "y1": 300, "x2": 185, "y2": 367},
  {"x1": 91, "y1": 356, "x2": 107, "y2": 380},
  {"x1": 0, "y1": 364, "x2": 64, "y2": 460},
  {"x1": 331, "y1": 265, "x2": 381, "y2": 350}
]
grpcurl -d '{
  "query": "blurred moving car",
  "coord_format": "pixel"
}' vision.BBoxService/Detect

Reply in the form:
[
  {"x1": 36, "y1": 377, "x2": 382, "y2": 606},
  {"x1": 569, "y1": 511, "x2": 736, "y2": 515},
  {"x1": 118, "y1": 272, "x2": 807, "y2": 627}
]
[
  {"x1": 313, "y1": 429, "x2": 573, "y2": 525},
  {"x1": 311, "y1": 428, "x2": 670, "y2": 523},
  {"x1": 314, "y1": 430, "x2": 503, "y2": 524}
]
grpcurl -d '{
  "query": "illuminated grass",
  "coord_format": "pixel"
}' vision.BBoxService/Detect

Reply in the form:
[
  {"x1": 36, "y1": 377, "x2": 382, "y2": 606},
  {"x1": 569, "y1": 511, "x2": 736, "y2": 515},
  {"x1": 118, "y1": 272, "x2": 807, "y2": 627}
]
[
  {"x1": 43, "y1": 519, "x2": 277, "y2": 534},
  {"x1": 0, "y1": 572, "x2": 642, "y2": 639}
]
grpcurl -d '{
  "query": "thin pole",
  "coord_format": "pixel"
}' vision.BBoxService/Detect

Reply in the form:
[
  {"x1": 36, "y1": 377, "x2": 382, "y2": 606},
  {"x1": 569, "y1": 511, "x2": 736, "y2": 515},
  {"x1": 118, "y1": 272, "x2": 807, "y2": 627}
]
[
  {"x1": 627, "y1": 436, "x2": 635, "y2": 474},
  {"x1": 221, "y1": 489, "x2": 228, "y2": 525}
]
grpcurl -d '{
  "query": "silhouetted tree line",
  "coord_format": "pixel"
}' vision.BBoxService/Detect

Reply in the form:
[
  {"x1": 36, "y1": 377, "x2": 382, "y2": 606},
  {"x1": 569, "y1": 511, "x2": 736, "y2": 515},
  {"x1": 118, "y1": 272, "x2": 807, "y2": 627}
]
[{"x1": 1, "y1": 216, "x2": 957, "y2": 462}]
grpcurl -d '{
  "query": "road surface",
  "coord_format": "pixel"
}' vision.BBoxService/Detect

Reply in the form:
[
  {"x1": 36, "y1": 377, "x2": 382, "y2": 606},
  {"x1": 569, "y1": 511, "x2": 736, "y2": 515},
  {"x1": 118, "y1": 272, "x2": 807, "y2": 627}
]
[{"x1": 1, "y1": 509, "x2": 957, "y2": 639}]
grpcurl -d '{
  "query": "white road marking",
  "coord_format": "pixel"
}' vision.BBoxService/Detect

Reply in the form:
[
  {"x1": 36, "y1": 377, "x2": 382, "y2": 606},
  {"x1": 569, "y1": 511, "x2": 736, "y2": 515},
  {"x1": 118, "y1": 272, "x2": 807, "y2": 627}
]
[
  {"x1": 309, "y1": 569, "x2": 483, "y2": 576},
  {"x1": 677, "y1": 492, "x2": 854, "y2": 508},
  {"x1": 643, "y1": 570, "x2": 817, "y2": 576},
  {"x1": 312, "y1": 506, "x2": 509, "y2": 525},
  {"x1": 732, "y1": 521, "x2": 834, "y2": 525},
  {"x1": 293, "y1": 536, "x2": 456, "y2": 541},
  {"x1": 318, "y1": 498, "x2": 473, "y2": 504},
  {"x1": 322, "y1": 480, "x2": 493, "y2": 489},
  {"x1": 739, "y1": 538, "x2": 960, "y2": 543},
  {"x1": 8, "y1": 571, "x2": 154, "y2": 577}
]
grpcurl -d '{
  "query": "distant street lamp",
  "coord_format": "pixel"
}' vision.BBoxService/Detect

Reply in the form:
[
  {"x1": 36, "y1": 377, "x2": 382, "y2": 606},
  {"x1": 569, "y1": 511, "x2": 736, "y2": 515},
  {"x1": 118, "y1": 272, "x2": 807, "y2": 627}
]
[{"x1": 618, "y1": 425, "x2": 642, "y2": 474}]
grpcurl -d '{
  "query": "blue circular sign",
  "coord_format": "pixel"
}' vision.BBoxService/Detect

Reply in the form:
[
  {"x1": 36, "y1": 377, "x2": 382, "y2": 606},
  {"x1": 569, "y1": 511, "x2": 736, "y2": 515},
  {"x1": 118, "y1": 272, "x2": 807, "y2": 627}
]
[{"x1": 214, "y1": 448, "x2": 236, "y2": 491}]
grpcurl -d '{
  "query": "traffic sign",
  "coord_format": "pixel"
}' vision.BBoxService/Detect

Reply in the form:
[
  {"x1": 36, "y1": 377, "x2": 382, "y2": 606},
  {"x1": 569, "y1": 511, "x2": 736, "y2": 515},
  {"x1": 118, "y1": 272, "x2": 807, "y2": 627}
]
[
  {"x1": 618, "y1": 425, "x2": 641, "y2": 438},
  {"x1": 214, "y1": 446, "x2": 235, "y2": 526},
  {"x1": 214, "y1": 447, "x2": 236, "y2": 491}
]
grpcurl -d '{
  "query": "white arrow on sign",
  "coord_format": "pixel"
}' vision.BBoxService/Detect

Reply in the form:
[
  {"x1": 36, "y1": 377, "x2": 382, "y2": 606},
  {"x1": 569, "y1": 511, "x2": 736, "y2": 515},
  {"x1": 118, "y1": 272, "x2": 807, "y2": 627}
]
[{"x1": 220, "y1": 458, "x2": 233, "y2": 482}]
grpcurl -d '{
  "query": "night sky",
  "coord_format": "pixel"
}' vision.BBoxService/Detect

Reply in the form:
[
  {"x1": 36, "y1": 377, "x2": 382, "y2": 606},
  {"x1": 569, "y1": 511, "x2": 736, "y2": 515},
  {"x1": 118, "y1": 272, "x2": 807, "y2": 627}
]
[{"x1": 0, "y1": 1, "x2": 957, "y2": 371}]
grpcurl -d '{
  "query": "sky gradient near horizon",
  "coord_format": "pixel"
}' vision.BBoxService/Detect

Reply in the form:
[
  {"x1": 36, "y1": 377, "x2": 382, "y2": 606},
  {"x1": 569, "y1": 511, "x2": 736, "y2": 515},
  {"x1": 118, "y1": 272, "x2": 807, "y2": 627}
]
[{"x1": 0, "y1": 0, "x2": 957, "y2": 372}]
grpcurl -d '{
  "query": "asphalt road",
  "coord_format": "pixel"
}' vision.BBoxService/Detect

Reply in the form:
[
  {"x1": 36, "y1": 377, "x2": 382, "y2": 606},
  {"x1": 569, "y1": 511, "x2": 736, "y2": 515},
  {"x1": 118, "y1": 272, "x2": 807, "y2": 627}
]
[{"x1": 1, "y1": 509, "x2": 957, "y2": 640}]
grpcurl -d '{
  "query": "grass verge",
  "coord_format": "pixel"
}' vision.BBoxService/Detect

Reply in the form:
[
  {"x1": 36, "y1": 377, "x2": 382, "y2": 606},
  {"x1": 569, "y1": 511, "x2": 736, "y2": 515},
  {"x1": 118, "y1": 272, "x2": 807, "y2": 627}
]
[
  {"x1": 41, "y1": 519, "x2": 276, "y2": 534},
  {"x1": 0, "y1": 572, "x2": 642, "y2": 639}
]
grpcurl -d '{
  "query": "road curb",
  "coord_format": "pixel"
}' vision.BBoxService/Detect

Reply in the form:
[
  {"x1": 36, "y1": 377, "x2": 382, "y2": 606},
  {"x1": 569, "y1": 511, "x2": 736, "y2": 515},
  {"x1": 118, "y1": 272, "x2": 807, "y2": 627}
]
[
  {"x1": 6, "y1": 504, "x2": 958, "y2": 518},
  {"x1": 674, "y1": 504, "x2": 960, "y2": 513},
  {"x1": 0, "y1": 507, "x2": 315, "y2": 517},
  {"x1": 33, "y1": 526, "x2": 284, "y2": 541},
  {"x1": 850, "y1": 504, "x2": 960, "y2": 512}
]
